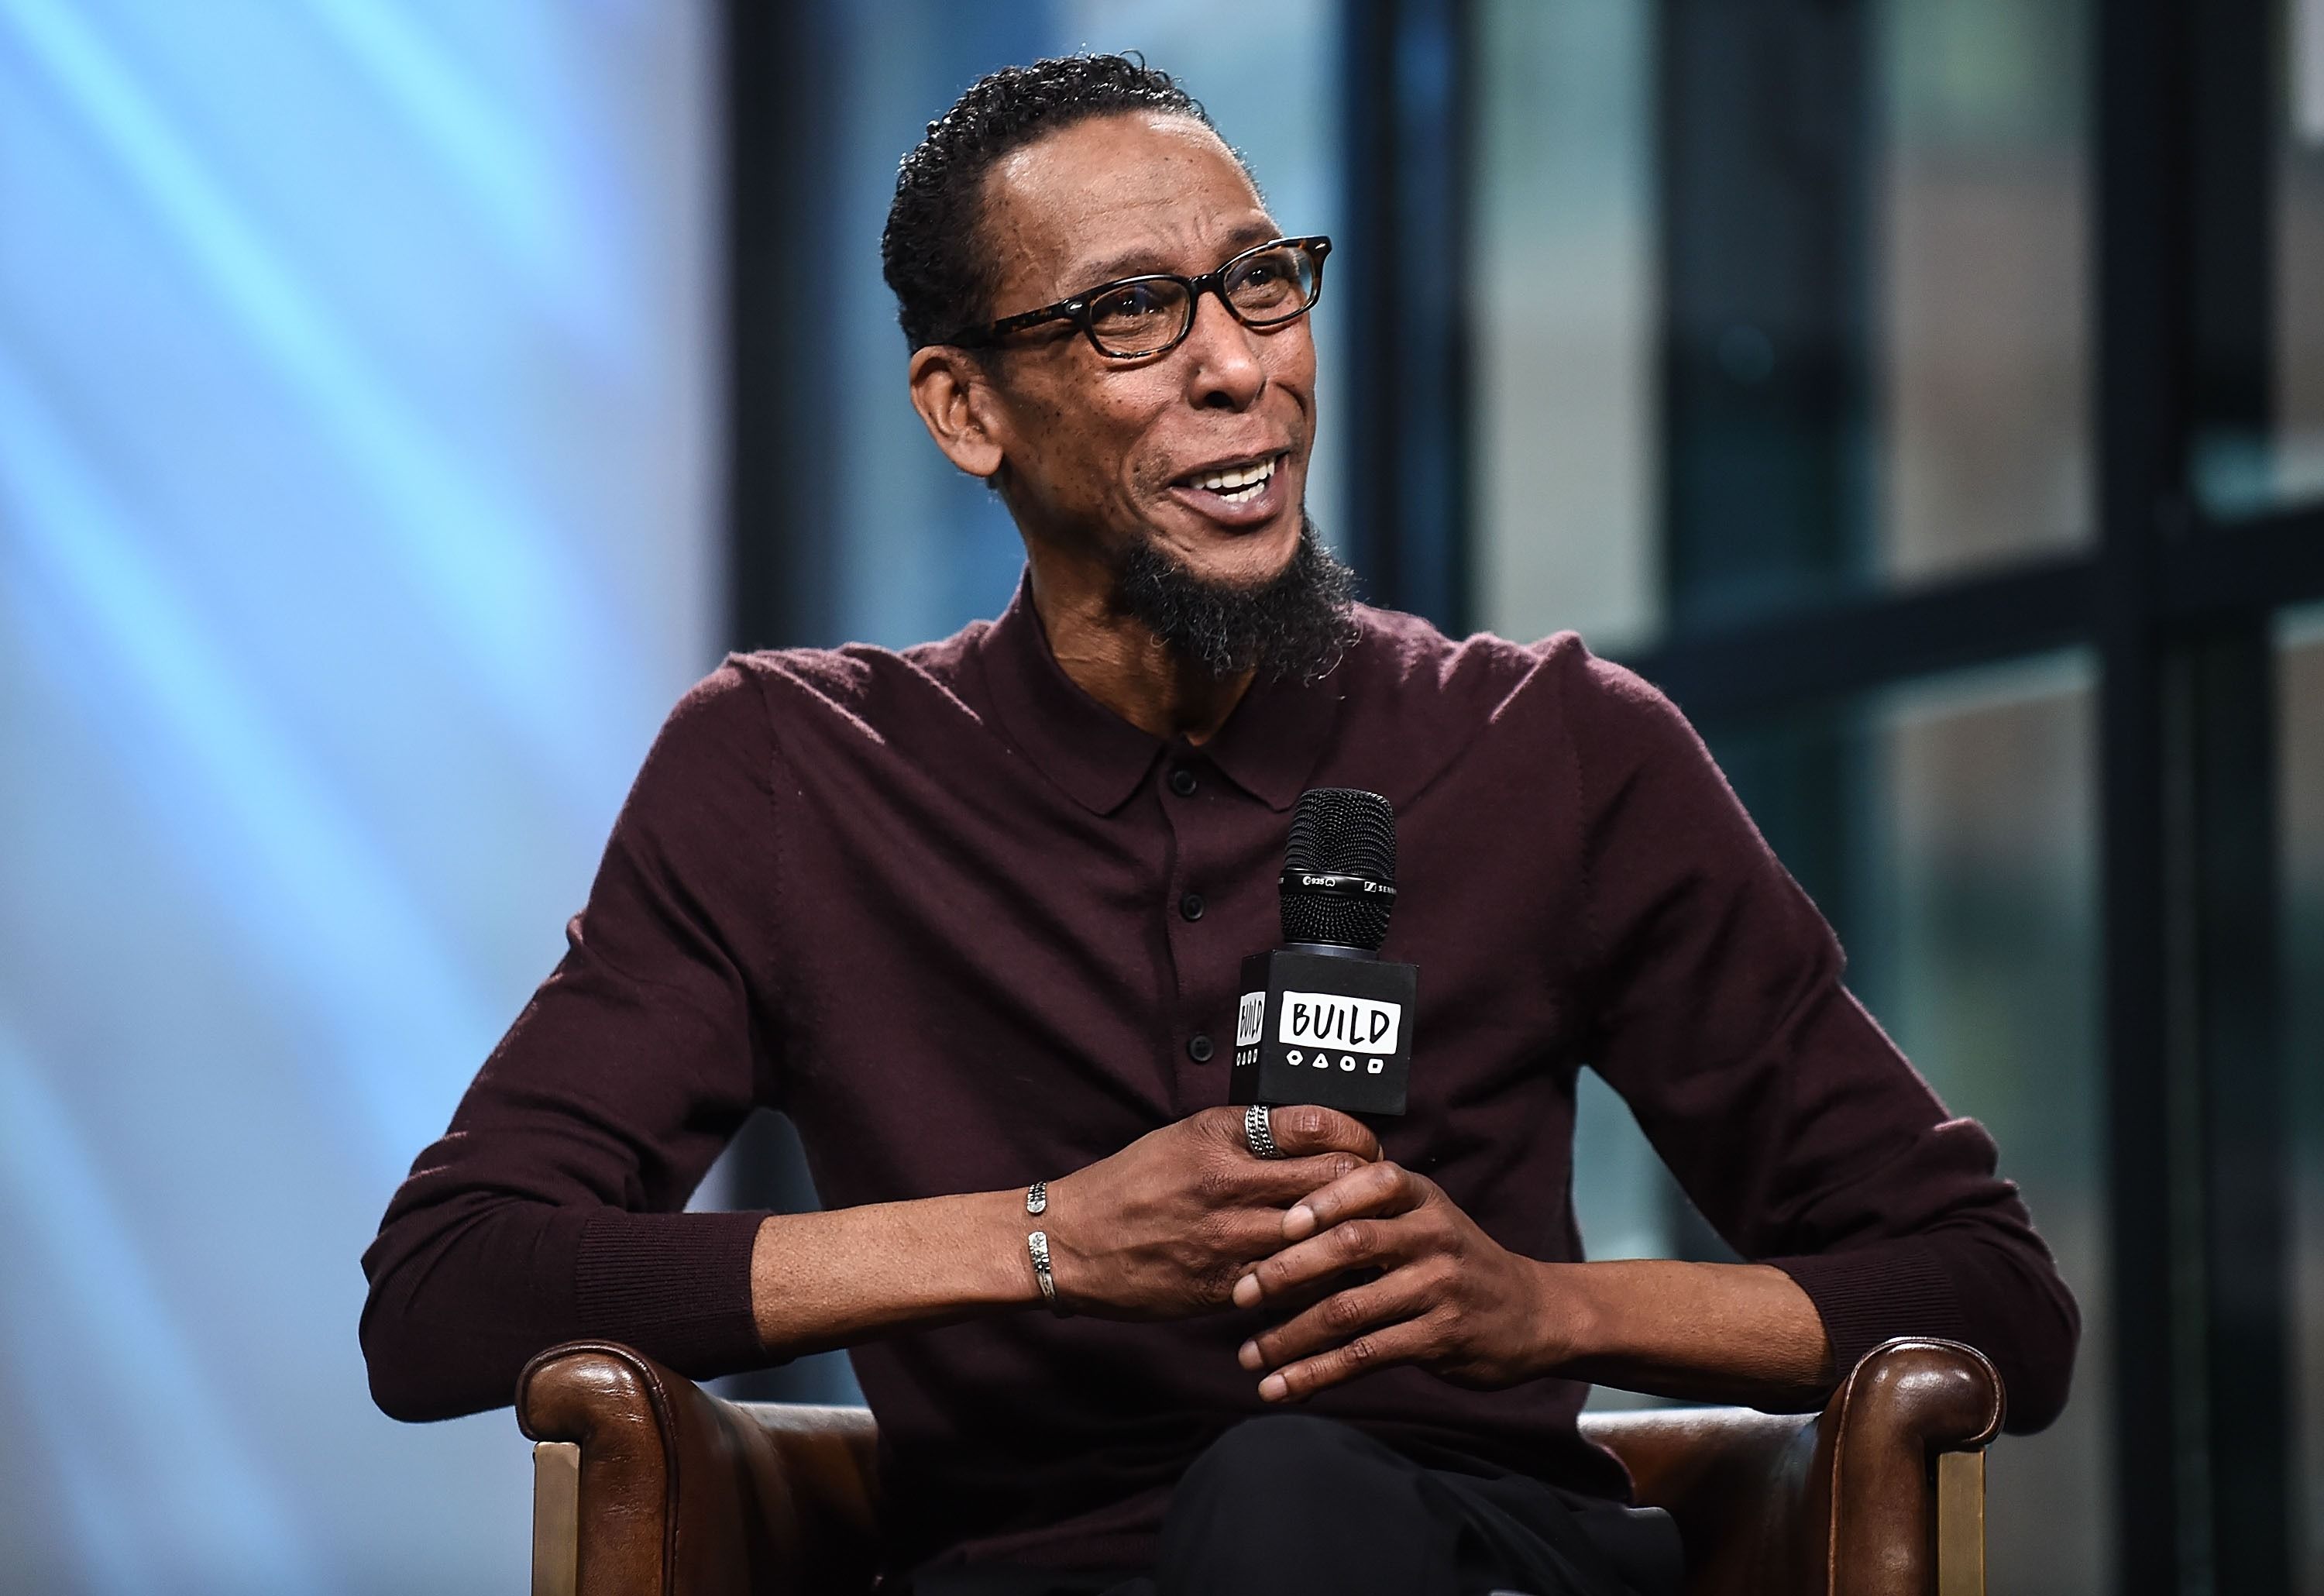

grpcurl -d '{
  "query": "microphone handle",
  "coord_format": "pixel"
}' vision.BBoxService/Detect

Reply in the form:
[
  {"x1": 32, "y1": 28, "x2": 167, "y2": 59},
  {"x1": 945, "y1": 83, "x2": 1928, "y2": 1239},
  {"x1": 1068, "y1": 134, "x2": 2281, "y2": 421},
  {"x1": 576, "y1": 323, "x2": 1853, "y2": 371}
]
[{"x1": 1229, "y1": 946, "x2": 1417, "y2": 1116}]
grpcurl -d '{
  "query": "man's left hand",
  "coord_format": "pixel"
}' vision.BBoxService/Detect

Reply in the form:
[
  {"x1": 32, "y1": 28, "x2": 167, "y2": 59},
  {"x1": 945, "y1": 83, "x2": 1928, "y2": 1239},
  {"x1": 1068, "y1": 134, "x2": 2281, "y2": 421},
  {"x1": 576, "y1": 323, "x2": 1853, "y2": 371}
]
[{"x1": 1231, "y1": 1159, "x2": 1566, "y2": 1402}]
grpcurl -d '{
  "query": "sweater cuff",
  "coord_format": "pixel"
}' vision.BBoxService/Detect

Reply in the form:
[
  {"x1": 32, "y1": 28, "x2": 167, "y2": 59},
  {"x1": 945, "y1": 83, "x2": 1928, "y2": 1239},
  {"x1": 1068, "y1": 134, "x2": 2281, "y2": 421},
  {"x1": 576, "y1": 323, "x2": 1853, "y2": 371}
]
[
  {"x1": 1765, "y1": 1238, "x2": 1969, "y2": 1384},
  {"x1": 573, "y1": 1208, "x2": 774, "y2": 1379}
]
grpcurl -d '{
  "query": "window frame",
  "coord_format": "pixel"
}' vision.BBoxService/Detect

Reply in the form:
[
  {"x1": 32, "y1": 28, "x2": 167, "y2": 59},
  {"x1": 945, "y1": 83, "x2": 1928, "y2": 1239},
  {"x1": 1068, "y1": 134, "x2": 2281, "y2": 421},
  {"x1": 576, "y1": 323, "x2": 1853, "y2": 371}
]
[{"x1": 1343, "y1": 2, "x2": 2322, "y2": 1592}]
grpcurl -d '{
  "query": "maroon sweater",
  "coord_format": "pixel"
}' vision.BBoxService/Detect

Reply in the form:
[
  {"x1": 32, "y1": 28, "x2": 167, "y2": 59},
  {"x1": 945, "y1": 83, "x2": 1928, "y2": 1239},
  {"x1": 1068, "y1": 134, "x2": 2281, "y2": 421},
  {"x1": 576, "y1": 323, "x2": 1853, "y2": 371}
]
[{"x1": 362, "y1": 582, "x2": 2077, "y2": 1575}]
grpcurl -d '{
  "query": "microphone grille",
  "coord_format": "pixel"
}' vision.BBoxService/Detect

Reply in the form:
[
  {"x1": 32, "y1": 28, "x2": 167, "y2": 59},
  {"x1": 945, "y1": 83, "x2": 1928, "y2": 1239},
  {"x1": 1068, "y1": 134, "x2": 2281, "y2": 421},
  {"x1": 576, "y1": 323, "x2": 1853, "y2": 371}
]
[{"x1": 1281, "y1": 788, "x2": 1397, "y2": 950}]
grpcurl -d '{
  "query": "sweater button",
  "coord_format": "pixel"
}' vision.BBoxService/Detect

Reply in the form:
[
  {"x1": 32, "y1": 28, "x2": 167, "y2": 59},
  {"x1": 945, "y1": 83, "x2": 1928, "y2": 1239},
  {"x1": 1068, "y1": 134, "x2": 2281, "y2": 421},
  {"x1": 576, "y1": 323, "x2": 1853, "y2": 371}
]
[
  {"x1": 1169, "y1": 767, "x2": 1199, "y2": 797},
  {"x1": 1179, "y1": 891, "x2": 1205, "y2": 922},
  {"x1": 1187, "y1": 1033, "x2": 1215, "y2": 1063}
]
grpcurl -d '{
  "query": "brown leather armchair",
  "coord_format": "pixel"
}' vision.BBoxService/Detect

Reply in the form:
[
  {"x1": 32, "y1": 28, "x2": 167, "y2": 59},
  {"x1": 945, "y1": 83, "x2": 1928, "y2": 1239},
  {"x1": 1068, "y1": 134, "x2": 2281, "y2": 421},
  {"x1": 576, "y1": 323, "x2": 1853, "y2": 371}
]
[{"x1": 517, "y1": 1336, "x2": 2000, "y2": 1596}]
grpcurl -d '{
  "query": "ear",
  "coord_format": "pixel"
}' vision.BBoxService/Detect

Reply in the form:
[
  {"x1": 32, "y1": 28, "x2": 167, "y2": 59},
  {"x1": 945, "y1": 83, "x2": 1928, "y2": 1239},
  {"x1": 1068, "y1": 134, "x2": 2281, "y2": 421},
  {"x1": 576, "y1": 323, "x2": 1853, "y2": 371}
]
[{"x1": 909, "y1": 345, "x2": 1010, "y2": 480}]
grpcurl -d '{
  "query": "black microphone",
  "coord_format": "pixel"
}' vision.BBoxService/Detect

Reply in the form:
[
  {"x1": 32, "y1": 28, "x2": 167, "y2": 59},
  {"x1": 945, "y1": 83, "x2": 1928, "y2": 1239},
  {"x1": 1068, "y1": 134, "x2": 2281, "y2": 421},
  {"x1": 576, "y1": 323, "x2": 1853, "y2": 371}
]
[{"x1": 1229, "y1": 788, "x2": 1419, "y2": 1117}]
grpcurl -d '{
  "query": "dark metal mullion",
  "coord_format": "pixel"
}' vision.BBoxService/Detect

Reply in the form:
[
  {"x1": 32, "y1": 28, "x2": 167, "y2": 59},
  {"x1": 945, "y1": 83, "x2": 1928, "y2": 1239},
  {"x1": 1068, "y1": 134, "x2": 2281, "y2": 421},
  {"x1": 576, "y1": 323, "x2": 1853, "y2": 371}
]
[
  {"x1": 1655, "y1": 0, "x2": 1875, "y2": 631},
  {"x1": 1336, "y1": 1, "x2": 1397, "y2": 613},
  {"x1": 1621, "y1": 497, "x2": 2324, "y2": 731},
  {"x1": 2094, "y1": 1, "x2": 2200, "y2": 1591},
  {"x1": 2181, "y1": 2, "x2": 2292, "y2": 1589},
  {"x1": 2186, "y1": 630, "x2": 2291, "y2": 1595},
  {"x1": 2162, "y1": 500, "x2": 2324, "y2": 621},
  {"x1": 1623, "y1": 555, "x2": 2095, "y2": 727},
  {"x1": 1338, "y1": 0, "x2": 1473, "y2": 634},
  {"x1": 723, "y1": 0, "x2": 840, "y2": 651}
]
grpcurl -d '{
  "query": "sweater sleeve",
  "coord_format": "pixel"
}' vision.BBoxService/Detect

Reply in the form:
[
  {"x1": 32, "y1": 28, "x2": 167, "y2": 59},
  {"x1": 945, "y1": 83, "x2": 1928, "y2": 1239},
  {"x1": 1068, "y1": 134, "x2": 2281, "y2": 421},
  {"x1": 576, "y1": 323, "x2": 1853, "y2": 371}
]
[
  {"x1": 360, "y1": 662, "x2": 783, "y2": 1422},
  {"x1": 1559, "y1": 645, "x2": 2080, "y2": 1433}
]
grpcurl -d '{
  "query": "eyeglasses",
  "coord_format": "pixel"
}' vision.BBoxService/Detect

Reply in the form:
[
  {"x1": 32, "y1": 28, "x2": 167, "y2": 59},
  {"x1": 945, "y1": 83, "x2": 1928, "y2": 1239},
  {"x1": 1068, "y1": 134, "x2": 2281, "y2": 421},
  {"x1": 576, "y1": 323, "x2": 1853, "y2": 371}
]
[{"x1": 941, "y1": 235, "x2": 1332, "y2": 360}]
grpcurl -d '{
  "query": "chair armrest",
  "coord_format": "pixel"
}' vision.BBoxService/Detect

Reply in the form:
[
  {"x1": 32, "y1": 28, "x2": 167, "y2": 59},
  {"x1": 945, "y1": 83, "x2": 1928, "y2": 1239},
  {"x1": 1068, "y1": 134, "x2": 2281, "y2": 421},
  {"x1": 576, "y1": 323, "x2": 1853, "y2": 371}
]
[
  {"x1": 517, "y1": 1340, "x2": 880, "y2": 1596},
  {"x1": 1809, "y1": 1337, "x2": 2000, "y2": 1595},
  {"x1": 1579, "y1": 1336, "x2": 2003, "y2": 1596},
  {"x1": 517, "y1": 1335, "x2": 1995, "y2": 1596}
]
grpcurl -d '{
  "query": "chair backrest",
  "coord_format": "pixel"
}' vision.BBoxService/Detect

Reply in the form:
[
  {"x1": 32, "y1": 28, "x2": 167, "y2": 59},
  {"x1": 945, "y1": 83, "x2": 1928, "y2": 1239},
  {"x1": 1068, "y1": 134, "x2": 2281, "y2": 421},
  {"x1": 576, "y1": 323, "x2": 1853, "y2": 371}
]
[{"x1": 520, "y1": 1336, "x2": 1997, "y2": 1596}]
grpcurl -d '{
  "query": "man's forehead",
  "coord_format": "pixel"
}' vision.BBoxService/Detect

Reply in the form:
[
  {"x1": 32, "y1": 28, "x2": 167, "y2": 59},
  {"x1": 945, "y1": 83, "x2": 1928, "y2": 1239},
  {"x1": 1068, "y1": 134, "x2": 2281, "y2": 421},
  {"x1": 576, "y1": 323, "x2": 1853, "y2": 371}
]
[{"x1": 983, "y1": 112, "x2": 1272, "y2": 289}]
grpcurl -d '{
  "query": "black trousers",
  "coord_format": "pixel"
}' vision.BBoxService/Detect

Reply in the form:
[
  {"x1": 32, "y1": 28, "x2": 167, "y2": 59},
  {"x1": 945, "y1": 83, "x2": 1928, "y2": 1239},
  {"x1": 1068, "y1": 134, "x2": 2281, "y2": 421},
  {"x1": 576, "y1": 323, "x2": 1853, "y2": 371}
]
[{"x1": 905, "y1": 1414, "x2": 1685, "y2": 1596}]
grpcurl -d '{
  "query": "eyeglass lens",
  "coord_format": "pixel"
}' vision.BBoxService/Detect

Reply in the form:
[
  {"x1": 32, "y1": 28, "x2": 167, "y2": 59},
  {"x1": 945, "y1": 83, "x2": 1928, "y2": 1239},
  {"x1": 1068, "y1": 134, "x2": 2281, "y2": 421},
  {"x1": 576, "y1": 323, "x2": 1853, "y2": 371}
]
[{"x1": 1085, "y1": 242, "x2": 1321, "y2": 356}]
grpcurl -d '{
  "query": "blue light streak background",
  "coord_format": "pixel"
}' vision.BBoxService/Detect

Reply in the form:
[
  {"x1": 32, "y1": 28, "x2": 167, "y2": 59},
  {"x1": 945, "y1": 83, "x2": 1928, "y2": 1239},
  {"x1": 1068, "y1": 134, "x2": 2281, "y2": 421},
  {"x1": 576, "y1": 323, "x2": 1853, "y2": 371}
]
[
  {"x1": 0, "y1": 0, "x2": 1344, "y2": 1581},
  {"x1": 0, "y1": 2, "x2": 720, "y2": 1589},
  {"x1": 0, "y1": 0, "x2": 1707, "y2": 1569}
]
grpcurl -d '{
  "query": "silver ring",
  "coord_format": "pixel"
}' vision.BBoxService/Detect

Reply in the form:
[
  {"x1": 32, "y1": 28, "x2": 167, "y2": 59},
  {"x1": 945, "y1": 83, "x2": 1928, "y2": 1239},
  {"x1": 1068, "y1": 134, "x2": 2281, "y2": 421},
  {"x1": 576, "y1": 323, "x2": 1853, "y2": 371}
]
[{"x1": 1245, "y1": 1102, "x2": 1284, "y2": 1160}]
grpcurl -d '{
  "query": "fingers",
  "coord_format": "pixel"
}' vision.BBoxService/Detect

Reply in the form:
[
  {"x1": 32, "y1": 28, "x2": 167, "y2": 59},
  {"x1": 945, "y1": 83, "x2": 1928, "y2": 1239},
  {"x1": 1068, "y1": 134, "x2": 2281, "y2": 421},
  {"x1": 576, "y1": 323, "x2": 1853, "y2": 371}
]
[
  {"x1": 1200, "y1": 1209, "x2": 1322, "y2": 1292},
  {"x1": 1198, "y1": 1197, "x2": 1360, "y2": 1270},
  {"x1": 1253, "y1": 1312, "x2": 1439, "y2": 1402},
  {"x1": 1252, "y1": 1102, "x2": 1381, "y2": 1163},
  {"x1": 1234, "y1": 1209, "x2": 1410, "y2": 1308},
  {"x1": 1242, "y1": 1150, "x2": 1371, "y2": 1206},
  {"x1": 1226, "y1": 1164, "x2": 1427, "y2": 1311},
  {"x1": 1277, "y1": 1160, "x2": 1426, "y2": 1242},
  {"x1": 1236, "y1": 1268, "x2": 1427, "y2": 1376}
]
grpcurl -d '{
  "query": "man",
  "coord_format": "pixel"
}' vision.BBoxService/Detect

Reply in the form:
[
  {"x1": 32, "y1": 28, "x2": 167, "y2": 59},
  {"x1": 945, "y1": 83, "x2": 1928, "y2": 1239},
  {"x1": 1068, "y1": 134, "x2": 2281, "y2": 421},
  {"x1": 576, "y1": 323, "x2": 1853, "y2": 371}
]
[{"x1": 363, "y1": 55, "x2": 2077, "y2": 1596}]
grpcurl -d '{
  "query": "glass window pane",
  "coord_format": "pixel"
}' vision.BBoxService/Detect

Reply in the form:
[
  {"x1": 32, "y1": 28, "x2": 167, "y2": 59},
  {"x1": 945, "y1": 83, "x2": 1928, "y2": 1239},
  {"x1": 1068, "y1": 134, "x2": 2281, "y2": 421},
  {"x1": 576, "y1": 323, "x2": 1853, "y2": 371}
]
[
  {"x1": 1862, "y1": 663, "x2": 2109, "y2": 1594},
  {"x1": 2271, "y1": 1, "x2": 2324, "y2": 505},
  {"x1": 2278, "y1": 607, "x2": 2324, "y2": 1594},
  {"x1": 1708, "y1": 657, "x2": 2111, "y2": 1595},
  {"x1": 1470, "y1": 2, "x2": 2091, "y2": 648},
  {"x1": 2188, "y1": 0, "x2": 2324, "y2": 516},
  {"x1": 1875, "y1": 0, "x2": 2091, "y2": 581},
  {"x1": 1472, "y1": 0, "x2": 1660, "y2": 654}
]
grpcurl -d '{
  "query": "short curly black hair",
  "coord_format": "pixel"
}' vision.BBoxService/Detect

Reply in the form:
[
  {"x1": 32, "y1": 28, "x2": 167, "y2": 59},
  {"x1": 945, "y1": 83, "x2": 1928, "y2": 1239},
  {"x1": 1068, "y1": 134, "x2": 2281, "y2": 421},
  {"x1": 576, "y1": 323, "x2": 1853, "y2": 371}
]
[{"x1": 881, "y1": 53, "x2": 1229, "y2": 353}]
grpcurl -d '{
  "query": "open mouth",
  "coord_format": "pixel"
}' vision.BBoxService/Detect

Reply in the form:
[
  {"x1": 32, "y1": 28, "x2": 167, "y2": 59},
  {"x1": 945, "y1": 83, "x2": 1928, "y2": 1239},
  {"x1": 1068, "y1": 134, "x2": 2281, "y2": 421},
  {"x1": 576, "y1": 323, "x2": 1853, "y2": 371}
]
[{"x1": 1176, "y1": 452, "x2": 1285, "y2": 507}]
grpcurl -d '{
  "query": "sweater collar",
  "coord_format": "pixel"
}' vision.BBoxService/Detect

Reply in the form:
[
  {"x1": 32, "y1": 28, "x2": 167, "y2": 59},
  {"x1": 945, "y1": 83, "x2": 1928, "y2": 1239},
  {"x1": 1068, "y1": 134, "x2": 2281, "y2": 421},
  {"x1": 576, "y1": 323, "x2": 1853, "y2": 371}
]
[{"x1": 975, "y1": 569, "x2": 1346, "y2": 816}]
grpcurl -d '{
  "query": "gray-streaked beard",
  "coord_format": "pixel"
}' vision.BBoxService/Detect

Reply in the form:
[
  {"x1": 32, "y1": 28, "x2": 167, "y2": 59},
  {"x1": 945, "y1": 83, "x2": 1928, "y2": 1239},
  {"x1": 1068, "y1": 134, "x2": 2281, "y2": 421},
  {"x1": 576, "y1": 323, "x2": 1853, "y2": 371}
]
[{"x1": 1110, "y1": 513, "x2": 1362, "y2": 684}]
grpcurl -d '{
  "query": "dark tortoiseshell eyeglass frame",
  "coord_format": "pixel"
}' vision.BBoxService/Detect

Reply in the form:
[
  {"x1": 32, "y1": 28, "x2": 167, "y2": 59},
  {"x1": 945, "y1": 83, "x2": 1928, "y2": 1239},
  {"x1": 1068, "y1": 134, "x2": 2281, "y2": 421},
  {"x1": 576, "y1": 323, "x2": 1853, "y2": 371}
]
[{"x1": 939, "y1": 235, "x2": 1332, "y2": 359}]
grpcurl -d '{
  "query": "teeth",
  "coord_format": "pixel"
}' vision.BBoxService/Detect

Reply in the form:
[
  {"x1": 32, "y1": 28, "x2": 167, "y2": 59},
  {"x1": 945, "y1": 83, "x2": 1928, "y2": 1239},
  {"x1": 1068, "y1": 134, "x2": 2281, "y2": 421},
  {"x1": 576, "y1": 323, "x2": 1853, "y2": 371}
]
[{"x1": 1191, "y1": 456, "x2": 1278, "y2": 494}]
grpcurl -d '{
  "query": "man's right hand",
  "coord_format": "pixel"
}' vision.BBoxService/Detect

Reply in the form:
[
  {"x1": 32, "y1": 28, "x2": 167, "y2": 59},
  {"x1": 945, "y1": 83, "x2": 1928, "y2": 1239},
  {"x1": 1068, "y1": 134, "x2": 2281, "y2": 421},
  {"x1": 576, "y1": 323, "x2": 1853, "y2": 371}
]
[{"x1": 1040, "y1": 1105, "x2": 1381, "y2": 1319}]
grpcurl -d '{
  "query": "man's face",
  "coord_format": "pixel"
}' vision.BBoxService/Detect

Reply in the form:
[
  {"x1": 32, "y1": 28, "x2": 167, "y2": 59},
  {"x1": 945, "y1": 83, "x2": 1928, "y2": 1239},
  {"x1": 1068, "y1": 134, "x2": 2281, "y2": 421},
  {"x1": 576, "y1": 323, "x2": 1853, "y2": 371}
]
[{"x1": 972, "y1": 113, "x2": 1316, "y2": 593}]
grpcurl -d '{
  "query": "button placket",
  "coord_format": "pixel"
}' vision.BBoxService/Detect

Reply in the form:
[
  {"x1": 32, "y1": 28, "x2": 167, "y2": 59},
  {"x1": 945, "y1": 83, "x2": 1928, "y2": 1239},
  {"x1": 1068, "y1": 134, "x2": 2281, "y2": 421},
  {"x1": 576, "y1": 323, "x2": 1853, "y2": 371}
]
[{"x1": 1160, "y1": 758, "x2": 1228, "y2": 1082}]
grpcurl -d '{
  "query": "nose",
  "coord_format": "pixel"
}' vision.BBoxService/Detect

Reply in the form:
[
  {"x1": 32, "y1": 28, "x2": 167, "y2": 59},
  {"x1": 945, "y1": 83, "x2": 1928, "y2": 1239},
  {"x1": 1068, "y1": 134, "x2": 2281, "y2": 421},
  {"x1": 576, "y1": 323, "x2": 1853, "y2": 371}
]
[{"x1": 1178, "y1": 287, "x2": 1267, "y2": 411}]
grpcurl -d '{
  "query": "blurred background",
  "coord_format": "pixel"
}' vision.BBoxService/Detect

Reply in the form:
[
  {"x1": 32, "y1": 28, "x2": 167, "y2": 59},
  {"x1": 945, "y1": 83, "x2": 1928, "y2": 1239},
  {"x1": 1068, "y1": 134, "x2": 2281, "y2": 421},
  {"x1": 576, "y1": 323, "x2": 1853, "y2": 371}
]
[{"x1": 0, "y1": 2, "x2": 2318, "y2": 1594}]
